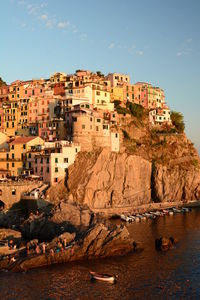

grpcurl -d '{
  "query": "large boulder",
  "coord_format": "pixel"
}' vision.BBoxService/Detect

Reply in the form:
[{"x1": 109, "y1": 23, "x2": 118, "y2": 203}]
[
  {"x1": 20, "y1": 201, "x2": 93, "y2": 242},
  {"x1": 155, "y1": 236, "x2": 178, "y2": 251},
  {"x1": 6, "y1": 223, "x2": 136, "y2": 272}
]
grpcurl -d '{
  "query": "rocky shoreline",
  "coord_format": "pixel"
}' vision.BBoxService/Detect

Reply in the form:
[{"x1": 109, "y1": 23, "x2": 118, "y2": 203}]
[
  {"x1": 0, "y1": 199, "x2": 198, "y2": 272},
  {"x1": 0, "y1": 223, "x2": 142, "y2": 272}
]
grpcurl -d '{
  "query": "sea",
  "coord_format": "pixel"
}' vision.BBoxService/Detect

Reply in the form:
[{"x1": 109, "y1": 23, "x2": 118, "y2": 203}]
[{"x1": 1, "y1": 208, "x2": 200, "y2": 299}]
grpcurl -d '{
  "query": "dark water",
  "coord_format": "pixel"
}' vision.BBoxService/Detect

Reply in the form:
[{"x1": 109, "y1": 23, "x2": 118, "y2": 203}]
[{"x1": 1, "y1": 209, "x2": 200, "y2": 299}]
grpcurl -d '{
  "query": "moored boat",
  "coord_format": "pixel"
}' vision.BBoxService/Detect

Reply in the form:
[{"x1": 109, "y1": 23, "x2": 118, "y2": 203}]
[{"x1": 90, "y1": 271, "x2": 116, "y2": 283}]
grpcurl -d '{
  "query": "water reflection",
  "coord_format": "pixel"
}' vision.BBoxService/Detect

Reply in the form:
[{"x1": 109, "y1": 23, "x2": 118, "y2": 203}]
[{"x1": 1, "y1": 209, "x2": 200, "y2": 299}]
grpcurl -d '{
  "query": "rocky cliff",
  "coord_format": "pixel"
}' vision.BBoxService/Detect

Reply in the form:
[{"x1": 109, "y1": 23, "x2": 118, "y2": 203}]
[
  {"x1": 48, "y1": 117, "x2": 200, "y2": 208},
  {"x1": 65, "y1": 149, "x2": 152, "y2": 209}
]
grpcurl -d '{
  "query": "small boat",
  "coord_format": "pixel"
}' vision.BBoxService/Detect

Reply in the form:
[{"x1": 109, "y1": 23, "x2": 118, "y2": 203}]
[
  {"x1": 129, "y1": 215, "x2": 136, "y2": 221},
  {"x1": 90, "y1": 271, "x2": 116, "y2": 283},
  {"x1": 120, "y1": 214, "x2": 128, "y2": 222},
  {"x1": 182, "y1": 207, "x2": 189, "y2": 212}
]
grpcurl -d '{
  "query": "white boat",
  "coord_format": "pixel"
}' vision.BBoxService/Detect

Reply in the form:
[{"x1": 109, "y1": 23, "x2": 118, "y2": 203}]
[
  {"x1": 182, "y1": 207, "x2": 189, "y2": 212},
  {"x1": 120, "y1": 214, "x2": 129, "y2": 222},
  {"x1": 90, "y1": 271, "x2": 116, "y2": 283},
  {"x1": 129, "y1": 215, "x2": 136, "y2": 221}
]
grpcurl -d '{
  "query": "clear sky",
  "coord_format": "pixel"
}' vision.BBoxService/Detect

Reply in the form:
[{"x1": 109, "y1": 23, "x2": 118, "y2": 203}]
[{"x1": 1, "y1": 0, "x2": 200, "y2": 151}]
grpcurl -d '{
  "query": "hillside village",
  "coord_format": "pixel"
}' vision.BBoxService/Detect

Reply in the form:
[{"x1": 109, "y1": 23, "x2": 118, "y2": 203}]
[{"x1": 0, "y1": 70, "x2": 174, "y2": 208}]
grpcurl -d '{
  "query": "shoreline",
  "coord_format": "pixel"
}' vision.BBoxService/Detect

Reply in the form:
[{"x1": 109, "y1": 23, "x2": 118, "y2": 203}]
[{"x1": 93, "y1": 200, "x2": 200, "y2": 217}]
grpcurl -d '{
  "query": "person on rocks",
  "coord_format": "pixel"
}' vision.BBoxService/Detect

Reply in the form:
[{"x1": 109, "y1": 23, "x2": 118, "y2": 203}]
[
  {"x1": 35, "y1": 243, "x2": 41, "y2": 254},
  {"x1": 8, "y1": 240, "x2": 14, "y2": 249},
  {"x1": 50, "y1": 249, "x2": 54, "y2": 256},
  {"x1": 42, "y1": 243, "x2": 46, "y2": 254},
  {"x1": 56, "y1": 241, "x2": 63, "y2": 253},
  {"x1": 63, "y1": 238, "x2": 67, "y2": 249}
]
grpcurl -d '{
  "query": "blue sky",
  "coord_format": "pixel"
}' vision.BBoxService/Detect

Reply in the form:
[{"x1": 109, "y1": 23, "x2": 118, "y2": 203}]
[{"x1": 1, "y1": 0, "x2": 200, "y2": 151}]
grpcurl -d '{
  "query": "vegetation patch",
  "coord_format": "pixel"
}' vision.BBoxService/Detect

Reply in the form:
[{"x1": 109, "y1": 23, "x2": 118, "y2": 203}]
[{"x1": 171, "y1": 111, "x2": 185, "y2": 133}]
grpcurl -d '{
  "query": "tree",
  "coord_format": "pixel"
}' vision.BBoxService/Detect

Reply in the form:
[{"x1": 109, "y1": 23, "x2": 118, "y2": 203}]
[
  {"x1": 0, "y1": 77, "x2": 6, "y2": 86},
  {"x1": 126, "y1": 102, "x2": 144, "y2": 119},
  {"x1": 96, "y1": 71, "x2": 104, "y2": 77},
  {"x1": 171, "y1": 111, "x2": 185, "y2": 133}
]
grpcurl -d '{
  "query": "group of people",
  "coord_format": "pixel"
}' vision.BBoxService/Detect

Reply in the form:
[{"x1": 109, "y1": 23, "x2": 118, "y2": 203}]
[
  {"x1": 25, "y1": 237, "x2": 74, "y2": 257},
  {"x1": 0, "y1": 235, "x2": 75, "y2": 269}
]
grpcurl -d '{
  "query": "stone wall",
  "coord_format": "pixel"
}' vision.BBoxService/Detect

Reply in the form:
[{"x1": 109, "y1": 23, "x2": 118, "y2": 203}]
[{"x1": 0, "y1": 181, "x2": 42, "y2": 209}]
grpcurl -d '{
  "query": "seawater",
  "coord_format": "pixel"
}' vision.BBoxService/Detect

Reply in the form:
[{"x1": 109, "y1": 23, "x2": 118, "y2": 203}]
[{"x1": 1, "y1": 209, "x2": 200, "y2": 299}]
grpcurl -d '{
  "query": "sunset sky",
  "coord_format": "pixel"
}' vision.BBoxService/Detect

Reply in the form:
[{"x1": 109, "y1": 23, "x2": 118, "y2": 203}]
[{"x1": 1, "y1": 0, "x2": 200, "y2": 151}]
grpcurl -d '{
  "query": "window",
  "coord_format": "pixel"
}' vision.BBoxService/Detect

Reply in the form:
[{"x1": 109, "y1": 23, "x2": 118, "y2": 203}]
[
  {"x1": 12, "y1": 162, "x2": 15, "y2": 167},
  {"x1": 23, "y1": 144, "x2": 26, "y2": 149},
  {"x1": 97, "y1": 119, "x2": 101, "y2": 123},
  {"x1": 7, "y1": 163, "x2": 9, "y2": 170},
  {"x1": 12, "y1": 153, "x2": 14, "y2": 159},
  {"x1": 55, "y1": 158, "x2": 58, "y2": 163},
  {"x1": 115, "y1": 133, "x2": 118, "y2": 138},
  {"x1": 96, "y1": 126, "x2": 99, "y2": 131},
  {"x1": 75, "y1": 148, "x2": 78, "y2": 153},
  {"x1": 28, "y1": 153, "x2": 31, "y2": 158},
  {"x1": 47, "y1": 167, "x2": 49, "y2": 173},
  {"x1": 54, "y1": 177, "x2": 58, "y2": 182},
  {"x1": 64, "y1": 158, "x2": 68, "y2": 163},
  {"x1": 55, "y1": 167, "x2": 58, "y2": 173},
  {"x1": 12, "y1": 189, "x2": 16, "y2": 196},
  {"x1": 41, "y1": 158, "x2": 43, "y2": 163},
  {"x1": 82, "y1": 124, "x2": 85, "y2": 129},
  {"x1": 103, "y1": 125, "x2": 108, "y2": 130},
  {"x1": 46, "y1": 157, "x2": 49, "y2": 164},
  {"x1": 35, "y1": 167, "x2": 37, "y2": 172},
  {"x1": 0, "y1": 190, "x2": 2, "y2": 196}
]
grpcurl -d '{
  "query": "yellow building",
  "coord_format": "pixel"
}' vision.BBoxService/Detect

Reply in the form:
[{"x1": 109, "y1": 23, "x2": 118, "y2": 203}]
[
  {"x1": 6, "y1": 136, "x2": 45, "y2": 176},
  {"x1": 110, "y1": 86, "x2": 124, "y2": 102},
  {"x1": 50, "y1": 72, "x2": 67, "y2": 83},
  {"x1": 3, "y1": 101, "x2": 20, "y2": 136}
]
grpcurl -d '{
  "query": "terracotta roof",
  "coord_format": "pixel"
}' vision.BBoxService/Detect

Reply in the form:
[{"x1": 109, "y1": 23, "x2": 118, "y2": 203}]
[{"x1": 10, "y1": 136, "x2": 38, "y2": 145}]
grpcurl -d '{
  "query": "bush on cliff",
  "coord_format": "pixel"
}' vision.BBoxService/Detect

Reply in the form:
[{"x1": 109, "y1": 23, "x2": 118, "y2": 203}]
[
  {"x1": 0, "y1": 77, "x2": 6, "y2": 86},
  {"x1": 126, "y1": 102, "x2": 144, "y2": 119},
  {"x1": 171, "y1": 111, "x2": 185, "y2": 133},
  {"x1": 122, "y1": 129, "x2": 130, "y2": 140},
  {"x1": 116, "y1": 106, "x2": 130, "y2": 115}
]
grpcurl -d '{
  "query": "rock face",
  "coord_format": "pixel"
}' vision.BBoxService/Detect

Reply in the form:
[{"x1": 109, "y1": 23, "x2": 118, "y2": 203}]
[
  {"x1": 155, "y1": 236, "x2": 178, "y2": 251},
  {"x1": 67, "y1": 148, "x2": 152, "y2": 209},
  {"x1": 152, "y1": 162, "x2": 200, "y2": 202},
  {"x1": 21, "y1": 201, "x2": 94, "y2": 241},
  {"x1": 6, "y1": 224, "x2": 135, "y2": 272},
  {"x1": 0, "y1": 229, "x2": 21, "y2": 240}
]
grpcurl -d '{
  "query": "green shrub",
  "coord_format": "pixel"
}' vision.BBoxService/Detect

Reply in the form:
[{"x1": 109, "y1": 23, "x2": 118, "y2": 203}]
[
  {"x1": 192, "y1": 159, "x2": 199, "y2": 168},
  {"x1": 126, "y1": 102, "x2": 144, "y2": 119},
  {"x1": 122, "y1": 129, "x2": 130, "y2": 140},
  {"x1": 116, "y1": 106, "x2": 130, "y2": 115},
  {"x1": 171, "y1": 111, "x2": 185, "y2": 133}
]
